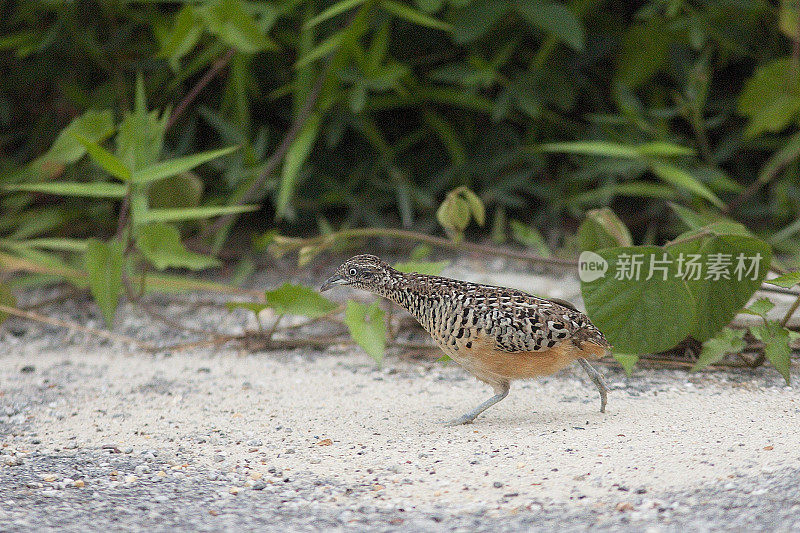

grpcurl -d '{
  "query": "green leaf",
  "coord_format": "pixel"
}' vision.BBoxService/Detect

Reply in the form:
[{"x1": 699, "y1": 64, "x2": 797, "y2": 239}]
[
  {"x1": 650, "y1": 163, "x2": 723, "y2": 208},
  {"x1": 138, "y1": 204, "x2": 257, "y2": 224},
  {"x1": 692, "y1": 327, "x2": 746, "y2": 371},
  {"x1": 116, "y1": 76, "x2": 168, "y2": 171},
  {"x1": 0, "y1": 283, "x2": 17, "y2": 325},
  {"x1": 84, "y1": 239, "x2": 124, "y2": 329},
  {"x1": 138, "y1": 273, "x2": 248, "y2": 295},
  {"x1": 159, "y1": 5, "x2": 203, "y2": 68},
  {"x1": 148, "y1": 173, "x2": 204, "y2": 210},
  {"x1": 14, "y1": 238, "x2": 88, "y2": 253},
  {"x1": 577, "y1": 208, "x2": 633, "y2": 251},
  {"x1": 345, "y1": 300, "x2": 386, "y2": 365},
  {"x1": 447, "y1": 0, "x2": 508, "y2": 43},
  {"x1": 513, "y1": 0, "x2": 585, "y2": 51},
  {"x1": 264, "y1": 283, "x2": 337, "y2": 318},
  {"x1": 295, "y1": 33, "x2": 342, "y2": 69},
  {"x1": 759, "y1": 130, "x2": 800, "y2": 186},
  {"x1": 613, "y1": 353, "x2": 639, "y2": 376},
  {"x1": 636, "y1": 142, "x2": 696, "y2": 158},
  {"x1": 461, "y1": 187, "x2": 485, "y2": 226},
  {"x1": 394, "y1": 259, "x2": 450, "y2": 275},
  {"x1": 276, "y1": 113, "x2": 321, "y2": 218},
  {"x1": 667, "y1": 231, "x2": 772, "y2": 341},
  {"x1": 3, "y1": 182, "x2": 127, "y2": 199},
  {"x1": 199, "y1": 0, "x2": 277, "y2": 53},
  {"x1": 510, "y1": 220, "x2": 551, "y2": 257},
  {"x1": 742, "y1": 297, "x2": 775, "y2": 321},
  {"x1": 135, "y1": 223, "x2": 221, "y2": 271},
  {"x1": 738, "y1": 58, "x2": 800, "y2": 138},
  {"x1": 437, "y1": 194, "x2": 470, "y2": 240},
  {"x1": 614, "y1": 21, "x2": 669, "y2": 88},
  {"x1": 381, "y1": 0, "x2": 451, "y2": 31},
  {"x1": 131, "y1": 146, "x2": 237, "y2": 184},
  {"x1": 34, "y1": 109, "x2": 115, "y2": 172},
  {"x1": 767, "y1": 272, "x2": 800, "y2": 289},
  {"x1": 581, "y1": 246, "x2": 697, "y2": 353},
  {"x1": 668, "y1": 203, "x2": 725, "y2": 230},
  {"x1": 751, "y1": 322, "x2": 792, "y2": 384},
  {"x1": 72, "y1": 134, "x2": 131, "y2": 181},
  {"x1": 539, "y1": 141, "x2": 640, "y2": 159},
  {"x1": 305, "y1": 0, "x2": 365, "y2": 28}
]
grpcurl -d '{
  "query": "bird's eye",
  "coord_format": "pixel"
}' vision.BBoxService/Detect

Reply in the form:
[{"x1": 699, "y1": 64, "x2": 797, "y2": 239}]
[{"x1": 348, "y1": 268, "x2": 358, "y2": 276}]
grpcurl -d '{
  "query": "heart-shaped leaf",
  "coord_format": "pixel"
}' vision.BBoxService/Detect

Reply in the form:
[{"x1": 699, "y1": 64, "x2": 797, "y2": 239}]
[
  {"x1": 581, "y1": 246, "x2": 697, "y2": 353},
  {"x1": 667, "y1": 232, "x2": 771, "y2": 342}
]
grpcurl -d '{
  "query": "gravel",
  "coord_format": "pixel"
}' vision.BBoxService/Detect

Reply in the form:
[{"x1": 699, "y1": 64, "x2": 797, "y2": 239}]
[{"x1": 2, "y1": 258, "x2": 800, "y2": 531}]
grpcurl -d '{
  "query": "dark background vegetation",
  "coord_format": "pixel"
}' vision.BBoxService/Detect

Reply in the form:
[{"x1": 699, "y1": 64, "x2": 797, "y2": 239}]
[
  {"x1": 3, "y1": 0, "x2": 800, "y2": 249},
  {"x1": 2, "y1": 0, "x2": 800, "y2": 375}
]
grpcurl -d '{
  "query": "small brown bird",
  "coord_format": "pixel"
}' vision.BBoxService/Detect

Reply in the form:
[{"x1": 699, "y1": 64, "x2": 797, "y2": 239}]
[{"x1": 321, "y1": 254, "x2": 610, "y2": 425}]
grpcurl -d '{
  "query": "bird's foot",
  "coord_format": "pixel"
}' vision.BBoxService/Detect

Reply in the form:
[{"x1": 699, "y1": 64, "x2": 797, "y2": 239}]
[{"x1": 442, "y1": 414, "x2": 476, "y2": 426}]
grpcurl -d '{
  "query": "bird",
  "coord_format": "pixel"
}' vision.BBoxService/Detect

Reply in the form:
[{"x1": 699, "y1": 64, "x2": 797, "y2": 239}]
[{"x1": 320, "y1": 254, "x2": 611, "y2": 425}]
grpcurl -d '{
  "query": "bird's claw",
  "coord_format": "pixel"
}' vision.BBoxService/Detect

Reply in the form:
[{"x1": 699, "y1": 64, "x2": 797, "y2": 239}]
[{"x1": 442, "y1": 415, "x2": 475, "y2": 426}]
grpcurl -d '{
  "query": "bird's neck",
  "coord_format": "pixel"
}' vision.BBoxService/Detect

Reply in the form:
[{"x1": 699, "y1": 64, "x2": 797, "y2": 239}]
[
  {"x1": 373, "y1": 270, "x2": 412, "y2": 303},
  {"x1": 373, "y1": 271, "x2": 435, "y2": 321}
]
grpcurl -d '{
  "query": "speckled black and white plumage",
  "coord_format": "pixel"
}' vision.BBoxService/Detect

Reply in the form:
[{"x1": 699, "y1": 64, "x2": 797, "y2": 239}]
[
  {"x1": 324, "y1": 254, "x2": 609, "y2": 356},
  {"x1": 321, "y1": 254, "x2": 611, "y2": 423}
]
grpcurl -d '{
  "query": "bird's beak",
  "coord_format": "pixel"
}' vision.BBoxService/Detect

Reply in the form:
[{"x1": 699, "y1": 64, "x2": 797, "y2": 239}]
[{"x1": 320, "y1": 274, "x2": 346, "y2": 292}]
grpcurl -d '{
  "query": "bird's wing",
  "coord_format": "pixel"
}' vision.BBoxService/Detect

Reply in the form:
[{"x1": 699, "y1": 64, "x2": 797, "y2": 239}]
[{"x1": 474, "y1": 289, "x2": 608, "y2": 355}]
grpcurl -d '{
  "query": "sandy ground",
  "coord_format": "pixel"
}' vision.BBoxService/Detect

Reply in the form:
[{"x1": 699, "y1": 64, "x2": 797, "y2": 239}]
[
  {"x1": 2, "y1": 258, "x2": 800, "y2": 530},
  {"x1": 2, "y1": 340, "x2": 800, "y2": 531}
]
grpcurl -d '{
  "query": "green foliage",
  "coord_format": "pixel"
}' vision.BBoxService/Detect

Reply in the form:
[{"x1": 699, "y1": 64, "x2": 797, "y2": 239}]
[
  {"x1": 3, "y1": 0, "x2": 800, "y2": 380},
  {"x1": 0, "y1": 76, "x2": 252, "y2": 327},
  {"x1": 0, "y1": 283, "x2": 17, "y2": 325},
  {"x1": 582, "y1": 246, "x2": 697, "y2": 353},
  {"x1": 752, "y1": 322, "x2": 792, "y2": 384},
  {"x1": 767, "y1": 272, "x2": 800, "y2": 288},
  {"x1": 436, "y1": 186, "x2": 485, "y2": 242},
  {"x1": 84, "y1": 239, "x2": 124, "y2": 328},
  {"x1": 135, "y1": 223, "x2": 221, "y2": 271},
  {"x1": 693, "y1": 328, "x2": 746, "y2": 371},
  {"x1": 394, "y1": 259, "x2": 450, "y2": 275},
  {"x1": 666, "y1": 231, "x2": 771, "y2": 342},
  {"x1": 344, "y1": 300, "x2": 386, "y2": 365},
  {"x1": 264, "y1": 283, "x2": 338, "y2": 318},
  {"x1": 580, "y1": 209, "x2": 773, "y2": 357},
  {"x1": 509, "y1": 220, "x2": 550, "y2": 257},
  {"x1": 577, "y1": 208, "x2": 632, "y2": 251},
  {"x1": 2, "y1": 0, "x2": 800, "y2": 252}
]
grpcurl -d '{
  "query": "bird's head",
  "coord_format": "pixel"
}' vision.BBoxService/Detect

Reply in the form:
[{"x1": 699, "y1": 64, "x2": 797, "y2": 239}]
[{"x1": 320, "y1": 254, "x2": 395, "y2": 293}]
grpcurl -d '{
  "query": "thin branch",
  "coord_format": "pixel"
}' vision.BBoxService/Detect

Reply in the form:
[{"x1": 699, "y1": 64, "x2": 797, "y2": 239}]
[
  {"x1": 0, "y1": 304, "x2": 155, "y2": 351},
  {"x1": 277, "y1": 227, "x2": 578, "y2": 268},
  {"x1": 165, "y1": 49, "x2": 236, "y2": 131},
  {"x1": 781, "y1": 293, "x2": 800, "y2": 328}
]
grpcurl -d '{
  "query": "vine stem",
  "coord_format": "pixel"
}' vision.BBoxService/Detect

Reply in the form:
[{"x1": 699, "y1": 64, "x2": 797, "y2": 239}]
[
  {"x1": 0, "y1": 304, "x2": 155, "y2": 351},
  {"x1": 283, "y1": 228, "x2": 578, "y2": 268},
  {"x1": 165, "y1": 49, "x2": 236, "y2": 131},
  {"x1": 780, "y1": 293, "x2": 800, "y2": 328}
]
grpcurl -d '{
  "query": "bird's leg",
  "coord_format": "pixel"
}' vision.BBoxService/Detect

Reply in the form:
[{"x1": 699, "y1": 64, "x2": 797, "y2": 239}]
[
  {"x1": 577, "y1": 358, "x2": 608, "y2": 413},
  {"x1": 444, "y1": 380, "x2": 510, "y2": 426}
]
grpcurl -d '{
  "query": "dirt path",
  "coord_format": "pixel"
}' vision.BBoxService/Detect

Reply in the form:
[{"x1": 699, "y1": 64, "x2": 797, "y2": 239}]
[{"x1": 2, "y1": 342, "x2": 799, "y2": 531}]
